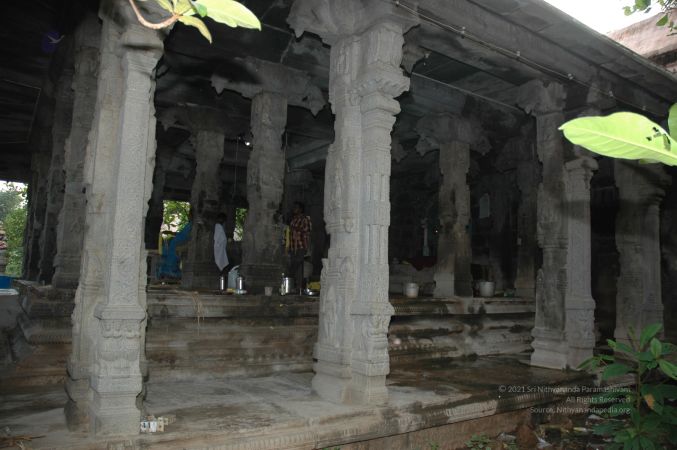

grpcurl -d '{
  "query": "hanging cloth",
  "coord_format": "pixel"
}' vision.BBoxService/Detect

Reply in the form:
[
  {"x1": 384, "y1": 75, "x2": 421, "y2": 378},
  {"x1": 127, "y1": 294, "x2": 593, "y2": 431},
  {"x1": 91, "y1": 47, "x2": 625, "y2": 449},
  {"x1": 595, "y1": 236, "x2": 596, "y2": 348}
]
[{"x1": 214, "y1": 223, "x2": 229, "y2": 271}]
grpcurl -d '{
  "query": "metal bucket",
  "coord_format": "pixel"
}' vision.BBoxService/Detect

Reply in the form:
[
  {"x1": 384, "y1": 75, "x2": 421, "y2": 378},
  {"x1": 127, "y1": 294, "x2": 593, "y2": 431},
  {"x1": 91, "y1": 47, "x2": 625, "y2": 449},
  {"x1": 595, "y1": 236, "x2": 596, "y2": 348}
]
[{"x1": 281, "y1": 277, "x2": 294, "y2": 295}]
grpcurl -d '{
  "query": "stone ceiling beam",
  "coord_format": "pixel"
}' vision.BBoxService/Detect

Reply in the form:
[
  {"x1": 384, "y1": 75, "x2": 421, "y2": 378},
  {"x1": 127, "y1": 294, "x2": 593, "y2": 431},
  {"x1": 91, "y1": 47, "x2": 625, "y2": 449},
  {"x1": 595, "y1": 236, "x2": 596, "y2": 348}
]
[{"x1": 211, "y1": 57, "x2": 325, "y2": 115}]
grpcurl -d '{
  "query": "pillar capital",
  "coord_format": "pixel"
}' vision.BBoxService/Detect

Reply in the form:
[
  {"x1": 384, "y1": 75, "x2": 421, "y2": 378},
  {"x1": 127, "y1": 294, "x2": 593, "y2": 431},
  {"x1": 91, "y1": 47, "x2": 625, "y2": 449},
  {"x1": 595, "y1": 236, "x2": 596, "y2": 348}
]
[
  {"x1": 288, "y1": 0, "x2": 419, "y2": 46},
  {"x1": 415, "y1": 113, "x2": 489, "y2": 155},
  {"x1": 517, "y1": 79, "x2": 566, "y2": 116},
  {"x1": 211, "y1": 57, "x2": 325, "y2": 115}
]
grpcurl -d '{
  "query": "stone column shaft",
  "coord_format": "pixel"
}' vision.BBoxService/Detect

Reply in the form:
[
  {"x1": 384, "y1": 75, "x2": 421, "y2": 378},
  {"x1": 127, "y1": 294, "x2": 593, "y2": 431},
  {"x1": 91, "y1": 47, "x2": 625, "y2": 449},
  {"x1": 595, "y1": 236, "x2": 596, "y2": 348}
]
[
  {"x1": 564, "y1": 157, "x2": 597, "y2": 368},
  {"x1": 38, "y1": 59, "x2": 75, "y2": 283},
  {"x1": 434, "y1": 141, "x2": 471, "y2": 297},
  {"x1": 65, "y1": 3, "x2": 163, "y2": 435},
  {"x1": 531, "y1": 108, "x2": 569, "y2": 369},
  {"x1": 240, "y1": 92, "x2": 287, "y2": 292},
  {"x1": 515, "y1": 151, "x2": 539, "y2": 298},
  {"x1": 53, "y1": 13, "x2": 101, "y2": 289},
  {"x1": 614, "y1": 161, "x2": 669, "y2": 344},
  {"x1": 181, "y1": 129, "x2": 225, "y2": 290}
]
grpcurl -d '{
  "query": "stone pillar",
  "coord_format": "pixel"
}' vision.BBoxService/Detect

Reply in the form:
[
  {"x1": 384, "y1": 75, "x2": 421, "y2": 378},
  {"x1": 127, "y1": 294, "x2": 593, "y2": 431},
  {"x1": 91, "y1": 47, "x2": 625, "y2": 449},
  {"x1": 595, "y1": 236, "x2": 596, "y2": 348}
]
[
  {"x1": 65, "y1": 1, "x2": 163, "y2": 435},
  {"x1": 289, "y1": 0, "x2": 417, "y2": 404},
  {"x1": 514, "y1": 128, "x2": 539, "y2": 298},
  {"x1": 563, "y1": 156, "x2": 597, "y2": 368},
  {"x1": 211, "y1": 57, "x2": 324, "y2": 292},
  {"x1": 181, "y1": 125, "x2": 225, "y2": 290},
  {"x1": 614, "y1": 161, "x2": 670, "y2": 345},
  {"x1": 240, "y1": 92, "x2": 287, "y2": 292},
  {"x1": 416, "y1": 115, "x2": 475, "y2": 297},
  {"x1": 53, "y1": 13, "x2": 101, "y2": 289},
  {"x1": 518, "y1": 80, "x2": 569, "y2": 369},
  {"x1": 38, "y1": 55, "x2": 75, "y2": 283}
]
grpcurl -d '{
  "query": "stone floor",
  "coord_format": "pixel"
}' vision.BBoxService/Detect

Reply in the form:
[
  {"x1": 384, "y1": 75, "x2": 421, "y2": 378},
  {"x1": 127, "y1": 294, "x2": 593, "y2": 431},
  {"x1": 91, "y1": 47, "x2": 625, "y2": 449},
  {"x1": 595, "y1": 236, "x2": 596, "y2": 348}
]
[{"x1": 0, "y1": 355, "x2": 591, "y2": 450}]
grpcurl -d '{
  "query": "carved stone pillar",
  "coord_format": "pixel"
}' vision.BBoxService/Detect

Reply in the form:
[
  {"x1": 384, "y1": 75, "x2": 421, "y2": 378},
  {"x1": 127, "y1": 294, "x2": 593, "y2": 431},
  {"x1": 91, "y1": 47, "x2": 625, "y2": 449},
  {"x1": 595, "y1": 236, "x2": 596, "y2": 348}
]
[
  {"x1": 53, "y1": 13, "x2": 101, "y2": 289},
  {"x1": 564, "y1": 156, "x2": 597, "y2": 368},
  {"x1": 65, "y1": 1, "x2": 163, "y2": 435},
  {"x1": 181, "y1": 125, "x2": 225, "y2": 290},
  {"x1": 211, "y1": 57, "x2": 324, "y2": 292},
  {"x1": 614, "y1": 161, "x2": 670, "y2": 344},
  {"x1": 239, "y1": 92, "x2": 287, "y2": 292},
  {"x1": 38, "y1": 56, "x2": 75, "y2": 283},
  {"x1": 289, "y1": 0, "x2": 417, "y2": 405},
  {"x1": 518, "y1": 80, "x2": 569, "y2": 369},
  {"x1": 416, "y1": 114, "x2": 476, "y2": 297}
]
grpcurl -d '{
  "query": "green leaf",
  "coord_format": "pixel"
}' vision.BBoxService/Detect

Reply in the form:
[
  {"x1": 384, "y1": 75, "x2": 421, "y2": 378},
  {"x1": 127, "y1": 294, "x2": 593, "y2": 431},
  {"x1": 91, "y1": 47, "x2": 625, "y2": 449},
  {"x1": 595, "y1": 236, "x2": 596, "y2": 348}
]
[
  {"x1": 658, "y1": 359, "x2": 677, "y2": 380},
  {"x1": 650, "y1": 338, "x2": 662, "y2": 359},
  {"x1": 195, "y1": 0, "x2": 261, "y2": 29},
  {"x1": 657, "y1": 14, "x2": 670, "y2": 26},
  {"x1": 178, "y1": 16, "x2": 212, "y2": 43},
  {"x1": 559, "y1": 113, "x2": 677, "y2": 166},
  {"x1": 640, "y1": 324, "x2": 663, "y2": 348},
  {"x1": 190, "y1": 0, "x2": 208, "y2": 16},
  {"x1": 603, "y1": 362, "x2": 632, "y2": 380},
  {"x1": 153, "y1": 0, "x2": 175, "y2": 12},
  {"x1": 669, "y1": 104, "x2": 677, "y2": 140}
]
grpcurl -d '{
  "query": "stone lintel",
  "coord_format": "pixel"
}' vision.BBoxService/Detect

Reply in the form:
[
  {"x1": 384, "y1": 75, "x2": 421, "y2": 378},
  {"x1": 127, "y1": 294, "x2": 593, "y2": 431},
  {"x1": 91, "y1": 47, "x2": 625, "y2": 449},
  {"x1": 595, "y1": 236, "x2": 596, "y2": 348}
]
[{"x1": 211, "y1": 57, "x2": 325, "y2": 115}]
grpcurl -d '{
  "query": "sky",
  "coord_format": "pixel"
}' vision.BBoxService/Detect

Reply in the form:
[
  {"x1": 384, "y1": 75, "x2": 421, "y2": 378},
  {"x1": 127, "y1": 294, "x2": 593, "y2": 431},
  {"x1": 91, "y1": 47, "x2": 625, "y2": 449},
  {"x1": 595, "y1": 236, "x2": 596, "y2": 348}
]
[{"x1": 543, "y1": 0, "x2": 657, "y2": 33}]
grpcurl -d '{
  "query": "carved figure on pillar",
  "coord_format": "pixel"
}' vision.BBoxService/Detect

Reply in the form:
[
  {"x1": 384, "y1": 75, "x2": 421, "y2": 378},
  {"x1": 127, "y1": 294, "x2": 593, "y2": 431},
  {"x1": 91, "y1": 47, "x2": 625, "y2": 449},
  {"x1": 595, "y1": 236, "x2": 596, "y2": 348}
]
[{"x1": 289, "y1": 0, "x2": 418, "y2": 405}]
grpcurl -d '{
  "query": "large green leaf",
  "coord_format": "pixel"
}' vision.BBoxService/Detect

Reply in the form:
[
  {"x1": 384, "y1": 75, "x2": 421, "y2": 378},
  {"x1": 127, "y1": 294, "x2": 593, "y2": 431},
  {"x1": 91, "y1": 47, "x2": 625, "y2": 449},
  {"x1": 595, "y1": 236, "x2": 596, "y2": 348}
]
[
  {"x1": 640, "y1": 323, "x2": 663, "y2": 348},
  {"x1": 195, "y1": 0, "x2": 261, "y2": 29},
  {"x1": 669, "y1": 104, "x2": 677, "y2": 139},
  {"x1": 559, "y1": 112, "x2": 677, "y2": 166},
  {"x1": 602, "y1": 362, "x2": 632, "y2": 380},
  {"x1": 178, "y1": 16, "x2": 212, "y2": 42}
]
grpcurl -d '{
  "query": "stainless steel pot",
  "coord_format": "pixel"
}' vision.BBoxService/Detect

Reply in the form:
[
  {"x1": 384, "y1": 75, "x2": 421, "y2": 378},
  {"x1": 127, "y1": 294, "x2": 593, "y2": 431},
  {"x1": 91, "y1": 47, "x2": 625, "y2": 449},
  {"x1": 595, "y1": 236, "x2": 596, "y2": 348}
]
[{"x1": 280, "y1": 277, "x2": 294, "y2": 295}]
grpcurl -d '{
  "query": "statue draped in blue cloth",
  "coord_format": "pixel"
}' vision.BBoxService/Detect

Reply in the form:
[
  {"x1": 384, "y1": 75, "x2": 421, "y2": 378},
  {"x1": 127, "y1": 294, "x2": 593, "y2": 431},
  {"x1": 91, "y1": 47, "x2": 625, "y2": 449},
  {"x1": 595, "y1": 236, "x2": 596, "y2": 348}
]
[{"x1": 157, "y1": 221, "x2": 192, "y2": 279}]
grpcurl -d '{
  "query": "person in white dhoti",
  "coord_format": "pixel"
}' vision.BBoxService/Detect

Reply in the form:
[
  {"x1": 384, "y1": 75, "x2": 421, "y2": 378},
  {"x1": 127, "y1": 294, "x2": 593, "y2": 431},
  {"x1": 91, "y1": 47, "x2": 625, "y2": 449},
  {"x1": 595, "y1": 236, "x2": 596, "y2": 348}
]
[{"x1": 214, "y1": 213, "x2": 229, "y2": 274}]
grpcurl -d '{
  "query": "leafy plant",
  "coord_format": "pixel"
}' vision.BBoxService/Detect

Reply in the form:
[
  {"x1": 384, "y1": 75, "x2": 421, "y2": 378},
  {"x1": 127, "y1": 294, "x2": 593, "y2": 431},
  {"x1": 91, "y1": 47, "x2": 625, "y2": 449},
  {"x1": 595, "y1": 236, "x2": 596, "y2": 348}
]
[
  {"x1": 128, "y1": 0, "x2": 261, "y2": 43},
  {"x1": 559, "y1": 104, "x2": 677, "y2": 166},
  {"x1": 2, "y1": 185, "x2": 27, "y2": 277},
  {"x1": 465, "y1": 433, "x2": 492, "y2": 450},
  {"x1": 623, "y1": 0, "x2": 676, "y2": 31},
  {"x1": 578, "y1": 324, "x2": 677, "y2": 449},
  {"x1": 163, "y1": 200, "x2": 190, "y2": 231}
]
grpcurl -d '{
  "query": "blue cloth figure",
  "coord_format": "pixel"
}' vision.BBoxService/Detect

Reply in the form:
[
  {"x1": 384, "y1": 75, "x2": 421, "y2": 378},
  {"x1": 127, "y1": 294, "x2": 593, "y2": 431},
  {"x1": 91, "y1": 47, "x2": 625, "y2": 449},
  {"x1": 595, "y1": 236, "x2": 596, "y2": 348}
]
[{"x1": 157, "y1": 221, "x2": 192, "y2": 279}]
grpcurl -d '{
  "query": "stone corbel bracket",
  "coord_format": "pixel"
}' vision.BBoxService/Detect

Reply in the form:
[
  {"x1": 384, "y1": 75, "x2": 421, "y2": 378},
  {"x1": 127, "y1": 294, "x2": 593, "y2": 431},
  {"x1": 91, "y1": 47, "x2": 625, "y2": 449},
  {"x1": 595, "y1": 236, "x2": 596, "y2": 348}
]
[
  {"x1": 415, "y1": 113, "x2": 490, "y2": 156},
  {"x1": 516, "y1": 79, "x2": 566, "y2": 116},
  {"x1": 210, "y1": 57, "x2": 326, "y2": 116},
  {"x1": 288, "y1": 0, "x2": 419, "y2": 46},
  {"x1": 157, "y1": 106, "x2": 238, "y2": 134}
]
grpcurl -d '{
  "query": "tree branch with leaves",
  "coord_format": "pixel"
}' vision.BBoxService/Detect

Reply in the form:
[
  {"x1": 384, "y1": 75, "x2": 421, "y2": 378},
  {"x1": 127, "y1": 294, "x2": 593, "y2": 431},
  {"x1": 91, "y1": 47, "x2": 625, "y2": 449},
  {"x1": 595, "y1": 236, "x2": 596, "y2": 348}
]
[{"x1": 129, "y1": 0, "x2": 260, "y2": 43}]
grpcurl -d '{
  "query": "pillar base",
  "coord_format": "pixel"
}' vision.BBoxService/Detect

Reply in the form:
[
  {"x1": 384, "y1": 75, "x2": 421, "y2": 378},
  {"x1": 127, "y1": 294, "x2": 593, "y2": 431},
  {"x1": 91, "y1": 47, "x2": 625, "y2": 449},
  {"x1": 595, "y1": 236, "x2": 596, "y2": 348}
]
[
  {"x1": 349, "y1": 373, "x2": 389, "y2": 406},
  {"x1": 530, "y1": 328, "x2": 567, "y2": 369},
  {"x1": 89, "y1": 391, "x2": 141, "y2": 436},
  {"x1": 182, "y1": 261, "x2": 221, "y2": 290},
  {"x1": 433, "y1": 272, "x2": 454, "y2": 297},
  {"x1": 240, "y1": 263, "x2": 284, "y2": 294},
  {"x1": 64, "y1": 376, "x2": 90, "y2": 432}
]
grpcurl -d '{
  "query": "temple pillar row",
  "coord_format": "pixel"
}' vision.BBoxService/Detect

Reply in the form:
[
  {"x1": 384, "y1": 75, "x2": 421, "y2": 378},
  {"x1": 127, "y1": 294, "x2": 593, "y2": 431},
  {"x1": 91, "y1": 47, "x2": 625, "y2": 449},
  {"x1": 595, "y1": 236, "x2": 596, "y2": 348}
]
[{"x1": 514, "y1": 136, "x2": 539, "y2": 298}]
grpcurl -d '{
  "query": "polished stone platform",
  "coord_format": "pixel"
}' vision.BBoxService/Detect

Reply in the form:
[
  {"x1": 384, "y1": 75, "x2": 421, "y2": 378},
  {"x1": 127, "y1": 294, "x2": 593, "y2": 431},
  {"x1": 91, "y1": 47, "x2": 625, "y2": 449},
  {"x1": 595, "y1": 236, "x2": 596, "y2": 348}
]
[{"x1": 0, "y1": 355, "x2": 590, "y2": 450}]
